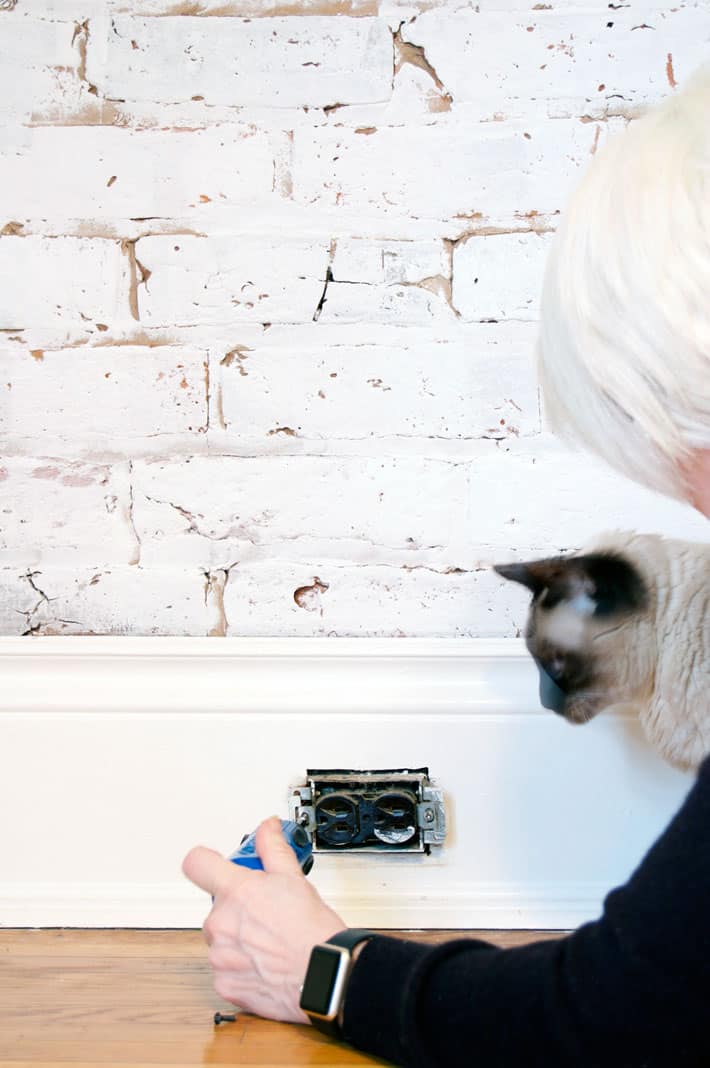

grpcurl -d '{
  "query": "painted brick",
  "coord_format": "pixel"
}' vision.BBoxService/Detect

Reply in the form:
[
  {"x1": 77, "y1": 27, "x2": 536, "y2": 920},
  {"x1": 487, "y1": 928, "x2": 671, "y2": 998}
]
[
  {"x1": 88, "y1": 16, "x2": 392, "y2": 109},
  {"x1": 465, "y1": 438, "x2": 709, "y2": 552},
  {"x1": 221, "y1": 561, "x2": 526, "y2": 637},
  {"x1": 402, "y1": 7, "x2": 710, "y2": 117},
  {"x1": 317, "y1": 280, "x2": 448, "y2": 324},
  {"x1": 130, "y1": 456, "x2": 471, "y2": 569},
  {"x1": 452, "y1": 232, "x2": 553, "y2": 321},
  {"x1": 6, "y1": 1, "x2": 108, "y2": 14},
  {"x1": 292, "y1": 118, "x2": 612, "y2": 223},
  {"x1": 0, "y1": 566, "x2": 205, "y2": 635},
  {"x1": 137, "y1": 236, "x2": 454, "y2": 326},
  {"x1": 105, "y1": 0, "x2": 380, "y2": 13},
  {"x1": 212, "y1": 324, "x2": 539, "y2": 444},
  {"x1": 317, "y1": 237, "x2": 453, "y2": 324},
  {"x1": 1, "y1": 346, "x2": 208, "y2": 458},
  {"x1": 1, "y1": 0, "x2": 705, "y2": 639},
  {"x1": 138, "y1": 236, "x2": 329, "y2": 326},
  {"x1": 129, "y1": 443, "x2": 708, "y2": 575},
  {"x1": 334, "y1": 238, "x2": 448, "y2": 285},
  {"x1": 0, "y1": 459, "x2": 139, "y2": 568},
  {"x1": 0, "y1": 127, "x2": 273, "y2": 221},
  {"x1": 0, "y1": 17, "x2": 83, "y2": 124},
  {"x1": 0, "y1": 237, "x2": 130, "y2": 331}
]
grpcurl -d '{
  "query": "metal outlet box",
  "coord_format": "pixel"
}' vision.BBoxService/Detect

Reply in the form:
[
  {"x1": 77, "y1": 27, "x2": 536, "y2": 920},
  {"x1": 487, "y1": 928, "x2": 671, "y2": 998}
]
[{"x1": 289, "y1": 767, "x2": 446, "y2": 854}]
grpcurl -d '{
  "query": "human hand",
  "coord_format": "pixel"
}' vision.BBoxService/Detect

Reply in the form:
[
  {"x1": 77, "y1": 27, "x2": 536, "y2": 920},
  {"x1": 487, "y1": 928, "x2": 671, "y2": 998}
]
[{"x1": 182, "y1": 816, "x2": 347, "y2": 1023}]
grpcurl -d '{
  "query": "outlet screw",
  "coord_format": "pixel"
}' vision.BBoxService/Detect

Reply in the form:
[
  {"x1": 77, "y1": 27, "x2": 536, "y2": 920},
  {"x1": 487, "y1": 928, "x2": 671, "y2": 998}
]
[
  {"x1": 424, "y1": 808, "x2": 435, "y2": 823},
  {"x1": 214, "y1": 1012, "x2": 238, "y2": 1025}
]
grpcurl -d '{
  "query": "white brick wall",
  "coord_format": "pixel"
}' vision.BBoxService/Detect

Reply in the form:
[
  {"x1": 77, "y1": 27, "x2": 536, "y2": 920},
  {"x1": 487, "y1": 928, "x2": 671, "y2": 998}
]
[{"x1": 1, "y1": 0, "x2": 707, "y2": 636}]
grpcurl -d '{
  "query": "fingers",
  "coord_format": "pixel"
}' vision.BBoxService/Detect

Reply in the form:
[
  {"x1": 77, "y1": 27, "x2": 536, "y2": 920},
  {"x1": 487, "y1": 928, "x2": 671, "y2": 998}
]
[
  {"x1": 255, "y1": 816, "x2": 303, "y2": 877},
  {"x1": 182, "y1": 845, "x2": 241, "y2": 897}
]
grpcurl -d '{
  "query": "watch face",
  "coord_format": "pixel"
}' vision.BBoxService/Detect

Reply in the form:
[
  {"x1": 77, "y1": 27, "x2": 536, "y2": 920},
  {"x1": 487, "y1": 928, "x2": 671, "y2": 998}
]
[{"x1": 300, "y1": 945, "x2": 347, "y2": 1018}]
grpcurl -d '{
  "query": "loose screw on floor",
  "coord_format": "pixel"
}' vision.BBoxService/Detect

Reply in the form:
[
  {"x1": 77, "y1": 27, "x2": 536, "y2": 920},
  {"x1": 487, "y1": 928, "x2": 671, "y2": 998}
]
[{"x1": 214, "y1": 1011, "x2": 238, "y2": 1025}]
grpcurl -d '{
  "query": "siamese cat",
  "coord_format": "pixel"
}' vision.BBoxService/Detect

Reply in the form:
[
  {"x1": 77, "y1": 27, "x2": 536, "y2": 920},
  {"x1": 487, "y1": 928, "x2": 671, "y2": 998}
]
[{"x1": 495, "y1": 532, "x2": 710, "y2": 771}]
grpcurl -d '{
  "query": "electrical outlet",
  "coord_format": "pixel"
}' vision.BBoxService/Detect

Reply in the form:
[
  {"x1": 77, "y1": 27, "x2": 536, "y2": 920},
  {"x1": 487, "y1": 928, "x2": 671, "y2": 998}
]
[{"x1": 289, "y1": 768, "x2": 446, "y2": 854}]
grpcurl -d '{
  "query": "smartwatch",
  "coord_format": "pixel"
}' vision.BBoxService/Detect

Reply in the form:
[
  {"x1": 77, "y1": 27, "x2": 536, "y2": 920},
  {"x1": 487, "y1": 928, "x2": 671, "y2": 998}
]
[{"x1": 299, "y1": 928, "x2": 374, "y2": 1038}]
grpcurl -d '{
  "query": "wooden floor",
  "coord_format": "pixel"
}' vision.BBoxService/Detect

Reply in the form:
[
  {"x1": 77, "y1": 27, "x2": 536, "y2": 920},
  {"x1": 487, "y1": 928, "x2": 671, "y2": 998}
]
[{"x1": 0, "y1": 929, "x2": 562, "y2": 1067}]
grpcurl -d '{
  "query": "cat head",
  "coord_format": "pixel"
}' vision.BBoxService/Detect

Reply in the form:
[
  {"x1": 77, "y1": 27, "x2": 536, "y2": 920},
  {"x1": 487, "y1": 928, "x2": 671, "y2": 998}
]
[{"x1": 495, "y1": 550, "x2": 649, "y2": 723}]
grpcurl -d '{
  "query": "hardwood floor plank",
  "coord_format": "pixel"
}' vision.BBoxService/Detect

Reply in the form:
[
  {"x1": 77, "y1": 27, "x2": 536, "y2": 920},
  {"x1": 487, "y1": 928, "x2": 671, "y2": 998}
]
[{"x1": 0, "y1": 929, "x2": 565, "y2": 1067}]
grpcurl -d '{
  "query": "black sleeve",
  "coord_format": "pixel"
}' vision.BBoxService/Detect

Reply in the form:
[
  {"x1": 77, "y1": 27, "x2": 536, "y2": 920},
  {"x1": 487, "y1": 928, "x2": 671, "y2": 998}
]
[{"x1": 341, "y1": 757, "x2": 710, "y2": 1068}]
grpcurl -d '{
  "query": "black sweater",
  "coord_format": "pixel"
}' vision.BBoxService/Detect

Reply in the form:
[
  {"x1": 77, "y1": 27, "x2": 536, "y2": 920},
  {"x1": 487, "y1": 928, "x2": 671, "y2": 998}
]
[{"x1": 342, "y1": 755, "x2": 710, "y2": 1067}]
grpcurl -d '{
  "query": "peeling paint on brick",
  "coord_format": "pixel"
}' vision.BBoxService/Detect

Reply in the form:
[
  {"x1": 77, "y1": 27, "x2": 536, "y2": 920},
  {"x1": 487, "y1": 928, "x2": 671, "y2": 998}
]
[
  {"x1": 393, "y1": 22, "x2": 452, "y2": 111},
  {"x1": 121, "y1": 238, "x2": 152, "y2": 320},
  {"x1": 204, "y1": 562, "x2": 236, "y2": 636},
  {"x1": 293, "y1": 576, "x2": 329, "y2": 613},
  {"x1": 1, "y1": 1, "x2": 706, "y2": 637},
  {"x1": 126, "y1": 462, "x2": 142, "y2": 566}
]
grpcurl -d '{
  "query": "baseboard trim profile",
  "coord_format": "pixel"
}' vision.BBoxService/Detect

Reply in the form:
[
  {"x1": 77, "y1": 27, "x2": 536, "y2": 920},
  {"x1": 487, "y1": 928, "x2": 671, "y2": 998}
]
[
  {"x1": 0, "y1": 882, "x2": 602, "y2": 930},
  {"x1": 0, "y1": 635, "x2": 537, "y2": 716},
  {"x1": 0, "y1": 637, "x2": 688, "y2": 930}
]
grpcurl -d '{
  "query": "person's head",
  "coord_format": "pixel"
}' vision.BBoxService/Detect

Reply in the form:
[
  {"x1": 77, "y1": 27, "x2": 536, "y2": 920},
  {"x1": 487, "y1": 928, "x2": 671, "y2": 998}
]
[{"x1": 538, "y1": 66, "x2": 710, "y2": 515}]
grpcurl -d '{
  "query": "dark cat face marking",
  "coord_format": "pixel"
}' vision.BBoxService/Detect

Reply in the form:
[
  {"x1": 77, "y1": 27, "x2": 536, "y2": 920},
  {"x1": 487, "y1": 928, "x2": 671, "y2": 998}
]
[{"x1": 495, "y1": 551, "x2": 647, "y2": 722}]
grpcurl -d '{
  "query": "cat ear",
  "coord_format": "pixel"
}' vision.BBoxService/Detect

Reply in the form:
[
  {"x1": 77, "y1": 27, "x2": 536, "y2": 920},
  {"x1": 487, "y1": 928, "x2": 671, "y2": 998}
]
[
  {"x1": 569, "y1": 553, "x2": 647, "y2": 615},
  {"x1": 494, "y1": 553, "x2": 646, "y2": 616},
  {"x1": 493, "y1": 560, "x2": 562, "y2": 596}
]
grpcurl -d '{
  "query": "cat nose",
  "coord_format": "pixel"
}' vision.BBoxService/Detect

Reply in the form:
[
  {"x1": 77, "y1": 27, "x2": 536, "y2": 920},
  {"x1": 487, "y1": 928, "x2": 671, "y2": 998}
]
[
  {"x1": 536, "y1": 661, "x2": 567, "y2": 714},
  {"x1": 546, "y1": 656, "x2": 566, "y2": 682}
]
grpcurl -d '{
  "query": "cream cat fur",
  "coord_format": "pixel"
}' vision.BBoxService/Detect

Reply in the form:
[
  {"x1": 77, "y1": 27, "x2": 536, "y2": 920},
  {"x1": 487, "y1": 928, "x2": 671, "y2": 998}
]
[{"x1": 496, "y1": 533, "x2": 710, "y2": 771}]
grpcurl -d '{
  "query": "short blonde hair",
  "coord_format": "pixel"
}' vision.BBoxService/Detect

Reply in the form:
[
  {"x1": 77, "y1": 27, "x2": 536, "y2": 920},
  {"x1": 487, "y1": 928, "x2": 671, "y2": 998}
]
[{"x1": 538, "y1": 66, "x2": 710, "y2": 500}]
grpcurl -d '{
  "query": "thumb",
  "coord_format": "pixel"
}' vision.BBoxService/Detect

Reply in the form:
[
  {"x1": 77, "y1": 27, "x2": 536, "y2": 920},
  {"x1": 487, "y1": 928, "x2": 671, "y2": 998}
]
[
  {"x1": 182, "y1": 845, "x2": 241, "y2": 897},
  {"x1": 255, "y1": 816, "x2": 303, "y2": 877}
]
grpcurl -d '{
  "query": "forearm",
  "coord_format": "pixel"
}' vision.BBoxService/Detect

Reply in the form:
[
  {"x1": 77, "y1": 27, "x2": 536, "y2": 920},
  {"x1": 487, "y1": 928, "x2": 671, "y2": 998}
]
[
  {"x1": 342, "y1": 922, "x2": 703, "y2": 1068},
  {"x1": 341, "y1": 759, "x2": 710, "y2": 1067}
]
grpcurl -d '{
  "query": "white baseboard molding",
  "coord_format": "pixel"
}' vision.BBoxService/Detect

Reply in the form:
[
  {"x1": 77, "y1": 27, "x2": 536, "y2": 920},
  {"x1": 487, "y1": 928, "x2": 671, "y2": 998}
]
[
  {"x1": 0, "y1": 637, "x2": 692, "y2": 929},
  {"x1": 0, "y1": 882, "x2": 606, "y2": 931},
  {"x1": 0, "y1": 636, "x2": 537, "y2": 716}
]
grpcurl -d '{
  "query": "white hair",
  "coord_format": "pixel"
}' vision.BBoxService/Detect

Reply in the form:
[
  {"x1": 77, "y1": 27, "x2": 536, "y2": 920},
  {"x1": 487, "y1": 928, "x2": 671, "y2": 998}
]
[{"x1": 538, "y1": 66, "x2": 710, "y2": 500}]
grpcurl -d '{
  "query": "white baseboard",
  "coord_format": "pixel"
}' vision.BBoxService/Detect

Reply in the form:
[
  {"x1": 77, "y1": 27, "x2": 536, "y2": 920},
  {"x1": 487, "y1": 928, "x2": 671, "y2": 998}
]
[
  {"x1": 0, "y1": 637, "x2": 692, "y2": 929},
  {"x1": 0, "y1": 882, "x2": 606, "y2": 931}
]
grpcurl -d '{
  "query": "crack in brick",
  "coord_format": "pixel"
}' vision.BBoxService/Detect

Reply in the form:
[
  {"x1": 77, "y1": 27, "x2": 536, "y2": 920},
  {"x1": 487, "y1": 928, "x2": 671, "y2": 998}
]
[
  {"x1": 168, "y1": 501, "x2": 201, "y2": 536},
  {"x1": 18, "y1": 570, "x2": 55, "y2": 635},
  {"x1": 400, "y1": 564, "x2": 486, "y2": 575},
  {"x1": 147, "y1": 497, "x2": 265, "y2": 544},
  {"x1": 313, "y1": 239, "x2": 337, "y2": 322},
  {"x1": 23, "y1": 570, "x2": 51, "y2": 606}
]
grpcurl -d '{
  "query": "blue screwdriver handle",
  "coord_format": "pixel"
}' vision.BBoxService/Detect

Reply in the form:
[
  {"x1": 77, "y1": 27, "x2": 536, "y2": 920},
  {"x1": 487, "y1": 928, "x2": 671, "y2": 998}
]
[{"x1": 228, "y1": 818, "x2": 314, "y2": 875}]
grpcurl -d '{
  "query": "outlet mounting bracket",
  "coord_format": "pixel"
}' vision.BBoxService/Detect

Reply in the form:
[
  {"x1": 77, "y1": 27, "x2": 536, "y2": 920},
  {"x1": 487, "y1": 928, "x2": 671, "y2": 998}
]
[{"x1": 289, "y1": 767, "x2": 446, "y2": 854}]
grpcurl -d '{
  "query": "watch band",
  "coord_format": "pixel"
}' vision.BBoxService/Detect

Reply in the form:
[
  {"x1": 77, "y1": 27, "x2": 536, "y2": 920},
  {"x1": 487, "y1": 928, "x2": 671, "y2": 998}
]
[
  {"x1": 304, "y1": 928, "x2": 374, "y2": 1038},
  {"x1": 327, "y1": 928, "x2": 375, "y2": 952}
]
